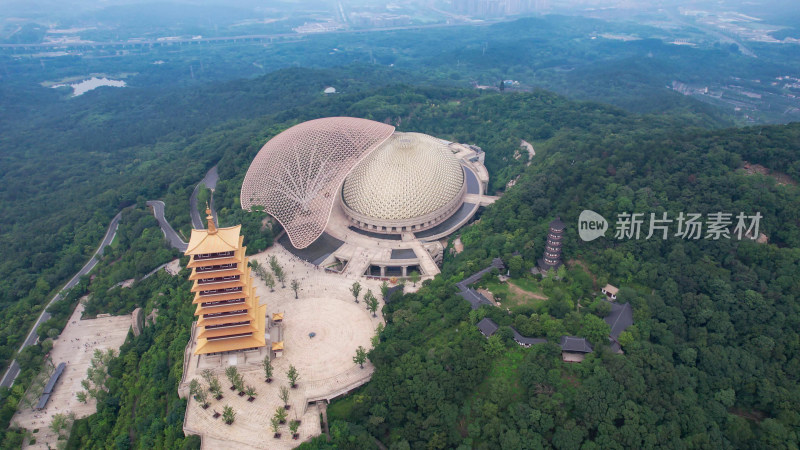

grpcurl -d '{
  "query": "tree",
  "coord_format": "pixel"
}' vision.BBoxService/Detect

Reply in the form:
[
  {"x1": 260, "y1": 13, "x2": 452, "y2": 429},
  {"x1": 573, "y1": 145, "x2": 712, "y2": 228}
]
[
  {"x1": 287, "y1": 365, "x2": 299, "y2": 388},
  {"x1": 409, "y1": 270, "x2": 421, "y2": 287},
  {"x1": 486, "y1": 335, "x2": 505, "y2": 358},
  {"x1": 365, "y1": 290, "x2": 379, "y2": 317},
  {"x1": 264, "y1": 271, "x2": 276, "y2": 291},
  {"x1": 209, "y1": 376, "x2": 223, "y2": 400},
  {"x1": 380, "y1": 280, "x2": 389, "y2": 300},
  {"x1": 50, "y1": 413, "x2": 74, "y2": 438},
  {"x1": 290, "y1": 420, "x2": 300, "y2": 438},
  {"x1": 291, "y1": 279, "x2": 300, "y2": 299},
  {"x1": 189, "y1": 379, "x2": 208, "y2": 407},
  {"x1": 225, "y1": 366, "x2": 239, "y2": 390},
  {"x1": 245, "y1": 385, "x2": 257, "y2": 402},
  {"x1": 280, "y1": 385, "x2": 290, "y2": 408},
  {"x1": 270, "y1": 255, "x2": 286, "y2": 288},
  {"x1": 77, "y1": 348, "x2": 116, "y2": 401},
  {"x1": 275, "y1": 406, "x2": 288, "y2": 424},
  {"x1": 222, "y1": 405, "x2": 235, "y2": 425},
  {"x1": 499, "y1": 79, "x2": 505, "y2": 91},
  {"x1": 262, "y1": 356, "x2": 273, "y2": 382},
  {"x1": 234, "y1": 374, "x2": 246, "y2": 394},
  {"x1": 371, "y1": 323, "x2": 384, "y2": 348},
  {"x1": 201, "y1": 369, "x2": 214, "y2": 386},
  {"x1": 271, "y1": 416, "x2": 281, "y2": 437},
  {"x1": 350, "y1": 281, "x2": 362, "y2": 303},
  {"x1": 353, "y1": 346, "x2": 368, "y2": 368}
]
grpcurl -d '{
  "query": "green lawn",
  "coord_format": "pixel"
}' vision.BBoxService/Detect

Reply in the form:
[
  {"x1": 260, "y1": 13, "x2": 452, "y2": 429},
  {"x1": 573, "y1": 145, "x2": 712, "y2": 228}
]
[{"x1": 483, "y1": 277, "x2": 547, "y2": 309}]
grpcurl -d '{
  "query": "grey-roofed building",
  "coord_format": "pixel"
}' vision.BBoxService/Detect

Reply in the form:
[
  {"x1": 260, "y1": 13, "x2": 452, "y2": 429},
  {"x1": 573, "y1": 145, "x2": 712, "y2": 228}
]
[
  {"x1": 35, "y1": 362, "x2": 66, "y2": 410},
  {"x1": 476, "y1": 318, "x2": 499, "y2": 337},
  {"x1": 604, "y1": 301, "x2": 633, "y2": 353},
  {"x1": 560, "y1": 336, "x2": 593, "y2": 362},
  {"x1": 458, "y1": 288, "x2": 494, "y2": 310},
  {"x1": 511, "y1": 327, "x2": 548, "y2": 347}
]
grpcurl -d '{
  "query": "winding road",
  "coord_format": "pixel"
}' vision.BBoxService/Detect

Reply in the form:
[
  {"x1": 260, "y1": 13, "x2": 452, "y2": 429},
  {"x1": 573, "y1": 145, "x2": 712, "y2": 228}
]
[
  {"x1": 0, "y1": 212, "x2": 122, "y2": 388},
  {"x1": 147, "y1": 200, "x2": 189, "y2": 252},
  {"x1": 189, "y1": 166, "x2": 219, "y2": 230},
  {"x1": 1, "y1": 168, "x2": 217, "y2": 388}
]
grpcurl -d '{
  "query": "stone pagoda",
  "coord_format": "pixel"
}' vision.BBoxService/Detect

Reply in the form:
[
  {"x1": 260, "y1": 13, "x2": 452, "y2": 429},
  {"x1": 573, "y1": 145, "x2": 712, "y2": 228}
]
[{"x1": 538, "y1": 216, "x2": 565, "y2": 272}]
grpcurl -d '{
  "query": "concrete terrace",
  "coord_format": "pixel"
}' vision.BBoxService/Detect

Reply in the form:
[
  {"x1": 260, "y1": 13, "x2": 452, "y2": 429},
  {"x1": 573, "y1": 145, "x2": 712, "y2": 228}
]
[{"x1": 181, "y1": 244, "x2": 385, "y2": 449}]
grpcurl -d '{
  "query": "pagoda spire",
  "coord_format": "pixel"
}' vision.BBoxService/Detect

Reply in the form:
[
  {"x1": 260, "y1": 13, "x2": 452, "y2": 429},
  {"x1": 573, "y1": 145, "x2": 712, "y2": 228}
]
[{"x1": 205, "y1": 202, "x2": 217, "y2": 234}]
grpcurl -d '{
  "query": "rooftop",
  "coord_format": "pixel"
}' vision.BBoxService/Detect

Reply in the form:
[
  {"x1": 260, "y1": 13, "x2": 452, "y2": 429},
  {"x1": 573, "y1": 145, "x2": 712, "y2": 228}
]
[
  {"x1": 342, "y1": 132, "x2": 464, "y2": 221},
  {"x1": 476, "y1": 318, "x2": 499, "y2": 337},
  {"x1": 560, "y1": 336, "x2": 593, "y2": 353}
]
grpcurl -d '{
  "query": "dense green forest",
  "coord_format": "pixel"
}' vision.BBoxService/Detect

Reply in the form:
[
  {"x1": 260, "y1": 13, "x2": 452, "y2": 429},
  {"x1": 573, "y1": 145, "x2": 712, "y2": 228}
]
[{"x1": 1, "y1": 51, "x2": 799, "y2": 447}]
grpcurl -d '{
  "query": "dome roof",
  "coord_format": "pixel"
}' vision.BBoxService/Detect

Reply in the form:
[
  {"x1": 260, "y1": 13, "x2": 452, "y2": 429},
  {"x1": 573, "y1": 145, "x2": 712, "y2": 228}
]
[{"x1": 342, "y1": 132, "x2": 464, "y2": 221}]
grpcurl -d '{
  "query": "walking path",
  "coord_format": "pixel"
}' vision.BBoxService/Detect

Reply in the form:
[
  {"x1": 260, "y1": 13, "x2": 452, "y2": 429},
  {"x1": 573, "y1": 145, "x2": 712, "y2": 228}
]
[{"x1": 0, "y1": 212, "x2": 122, "y2": 389}]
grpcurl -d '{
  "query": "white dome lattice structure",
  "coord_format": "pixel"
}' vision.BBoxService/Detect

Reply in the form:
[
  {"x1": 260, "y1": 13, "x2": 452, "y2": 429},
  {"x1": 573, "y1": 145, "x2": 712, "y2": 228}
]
[
  {"x1": 342, "y1": 133, "x2": 465, "y2": 222},
  {"x1": 241, "y1": 117, "x2": 395, "y2": 249}
]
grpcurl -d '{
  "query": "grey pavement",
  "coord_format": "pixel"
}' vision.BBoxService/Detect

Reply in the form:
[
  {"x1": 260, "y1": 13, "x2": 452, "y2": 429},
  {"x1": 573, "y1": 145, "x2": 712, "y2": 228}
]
[
  {"x1": 147, "y1": 200, "x2": 188, "y2": 252},
  {"x1": 1, "y1": 212, "x2": 122, "y2": 388},
  {"x1": 190, "y1": 166, "x2": 219, "y2": 229}
]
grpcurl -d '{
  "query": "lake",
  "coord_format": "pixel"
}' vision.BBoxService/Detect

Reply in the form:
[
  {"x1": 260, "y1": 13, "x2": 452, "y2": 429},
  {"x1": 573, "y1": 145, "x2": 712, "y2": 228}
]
[{"x1": 51, "y1": 77, "x2": 127, "y2": 96}]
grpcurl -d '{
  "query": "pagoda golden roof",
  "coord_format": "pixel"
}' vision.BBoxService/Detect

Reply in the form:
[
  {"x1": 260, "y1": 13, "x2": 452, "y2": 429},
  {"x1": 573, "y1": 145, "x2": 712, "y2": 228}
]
[
  {"x1": 194, "y1": 304, "x2": 266, "y2": 355},
  {"x1": 272, "y1": 312, "x2": 284, "y2": 322},
  {"x1": 185, "y1": 226, "x2": 243, "y2": 255},
  {"x1": 271, "y1": 341, "x2": 284, "y2": 351}
]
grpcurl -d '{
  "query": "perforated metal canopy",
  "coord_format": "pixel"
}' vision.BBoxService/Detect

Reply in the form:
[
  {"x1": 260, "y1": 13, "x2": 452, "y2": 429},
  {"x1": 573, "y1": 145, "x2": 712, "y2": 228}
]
[{"x1": 241, "y1": 117, "x2": 395, "y2": 249}]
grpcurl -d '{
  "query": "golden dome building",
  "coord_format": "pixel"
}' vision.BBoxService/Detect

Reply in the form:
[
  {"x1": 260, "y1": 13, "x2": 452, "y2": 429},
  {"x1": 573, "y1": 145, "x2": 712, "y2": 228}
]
[{"x1": 341, "y1": 132, "x2": 467, "y2": 235}]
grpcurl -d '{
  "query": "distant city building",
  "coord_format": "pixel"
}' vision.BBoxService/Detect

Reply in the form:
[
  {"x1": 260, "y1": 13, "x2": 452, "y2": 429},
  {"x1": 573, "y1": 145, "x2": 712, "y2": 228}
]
[
  {"x1": 184, "y1": 207, "x2": 266, "y2": 355},
  {"x1": 538, "y1": 216, "x2": 565, "y2": 271}
]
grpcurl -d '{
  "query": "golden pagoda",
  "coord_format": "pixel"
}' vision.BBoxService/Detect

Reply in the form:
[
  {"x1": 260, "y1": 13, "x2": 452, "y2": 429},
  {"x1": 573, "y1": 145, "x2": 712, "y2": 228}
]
[{"x1": 184, "y1": 205, "x2": 266, "y2": 355}]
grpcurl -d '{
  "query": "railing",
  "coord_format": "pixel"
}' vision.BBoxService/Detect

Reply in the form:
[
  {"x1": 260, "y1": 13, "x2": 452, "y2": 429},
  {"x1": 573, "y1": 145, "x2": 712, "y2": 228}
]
[
  {"x1": 199, "y1": 287, "x2": 243, "y2": 296},
  {"x1": 195, "y1": 263, "x2": 236, "y2": 273},
  {"x1": 203, "y1": 309, "x2": 247, "y2": 319},
  {"x1": 197, "y1": 275, "x2": 240, "y2": 285},
  {"x1": 193, "y1": 251, "x2": 234, "y2": 261},
  {"x1": 201, "y1": 298, "x2": 245, "y2": 308},
  {"x1": 205, "y1": 320, "x2": 250, "y2": 330}
]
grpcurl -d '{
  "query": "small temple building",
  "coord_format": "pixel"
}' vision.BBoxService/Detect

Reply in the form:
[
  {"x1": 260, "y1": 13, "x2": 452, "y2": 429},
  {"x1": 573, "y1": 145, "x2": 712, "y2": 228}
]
[
  {"x1": 539, "y1": 216, "x2": 565, "y2": 272},
  {"x1": 185, "y1": 206, "x2": 266, "y2": 355}
]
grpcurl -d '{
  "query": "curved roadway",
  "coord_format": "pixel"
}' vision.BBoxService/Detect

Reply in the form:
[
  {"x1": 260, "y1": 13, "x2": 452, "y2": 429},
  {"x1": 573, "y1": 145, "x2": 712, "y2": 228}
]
[
  {"x1": 147, "y1": 200, "x2": 189, "y2": 252},
  {"x1": 0, "y1": 212, "x2": 122, "y2": 388},
  {"x1": 189, "y1": 166, "x2": 219, "y2": 230},
  {"x1": 2, "y1": 170, "x2": 215, "y2": 388}
]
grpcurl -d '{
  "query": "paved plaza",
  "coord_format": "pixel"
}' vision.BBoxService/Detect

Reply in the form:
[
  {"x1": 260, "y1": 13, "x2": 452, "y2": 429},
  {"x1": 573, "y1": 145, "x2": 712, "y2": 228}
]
[
  {"x1": 12, "y1": 303, "x2": 133, "y2": 449},
  {"x1": 182, "y1": 244, "x2": 385, "y2": 449}
]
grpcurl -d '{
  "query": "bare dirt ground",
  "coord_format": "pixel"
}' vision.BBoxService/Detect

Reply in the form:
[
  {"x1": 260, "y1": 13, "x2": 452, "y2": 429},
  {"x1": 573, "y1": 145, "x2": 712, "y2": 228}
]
[
  {"x1": 741, "y1": 161, "x2": 797, "y2": 186},
  {"x1": 507, "y1": 282, "x2": 548, "y2": 301}
]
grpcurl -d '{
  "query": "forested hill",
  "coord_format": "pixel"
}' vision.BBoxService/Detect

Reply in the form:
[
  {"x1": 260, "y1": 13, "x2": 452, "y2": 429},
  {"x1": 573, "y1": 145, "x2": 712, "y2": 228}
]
[
  {"x1": 1, "y1": 68, "x2": 799, "y2": 448},
  {"x1": 0, "y1": 64, "x2": 420, "y2": 373}
]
